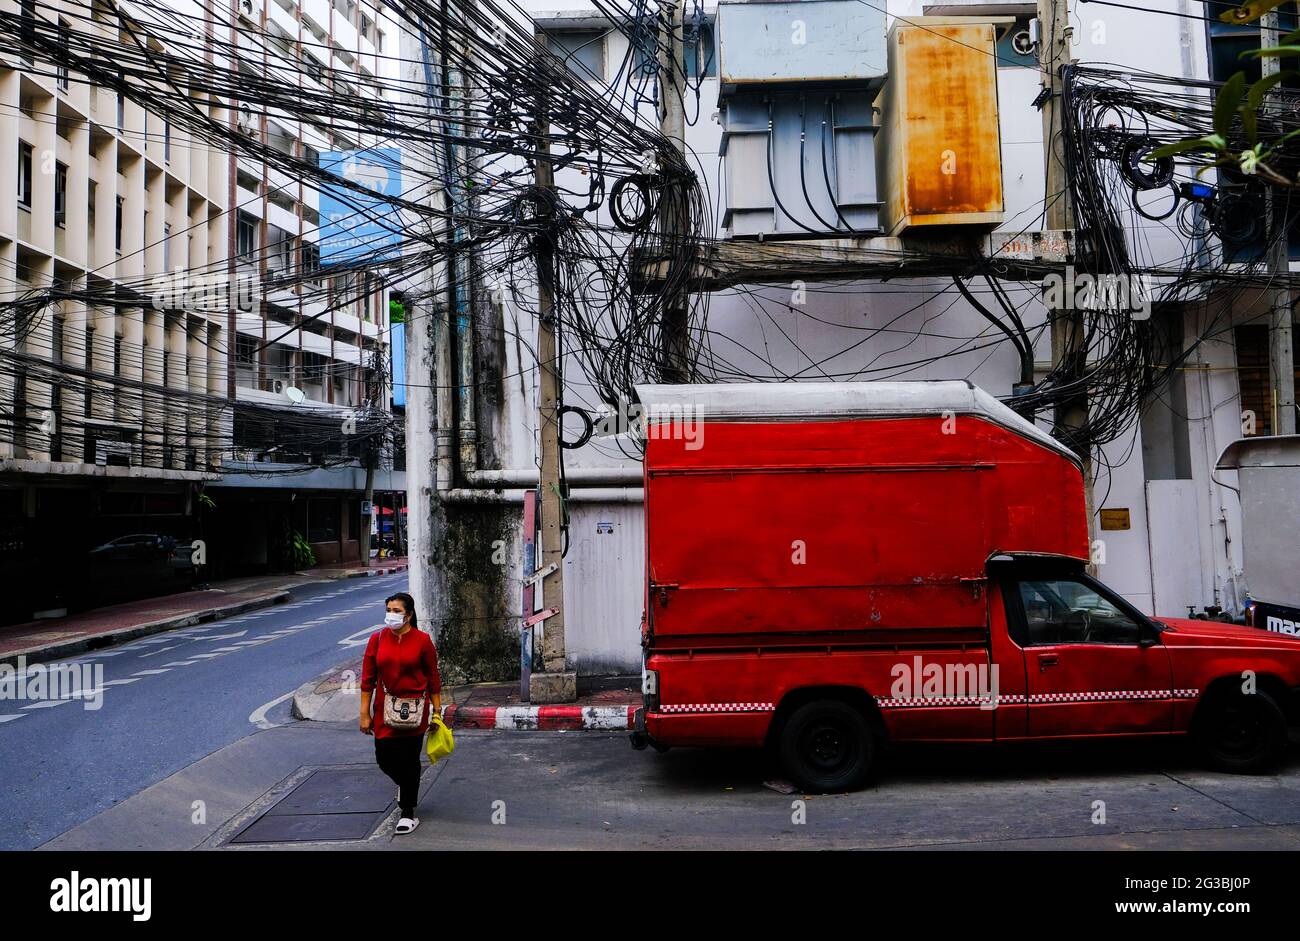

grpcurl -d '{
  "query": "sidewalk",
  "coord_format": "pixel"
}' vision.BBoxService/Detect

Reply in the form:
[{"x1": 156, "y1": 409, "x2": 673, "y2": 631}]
[
  {"x1": 0, "y1": 558, "x2": 408, "y2": 667},
  {"x1": 293, "y1": 659, "x2": 640, "y2": 731}
]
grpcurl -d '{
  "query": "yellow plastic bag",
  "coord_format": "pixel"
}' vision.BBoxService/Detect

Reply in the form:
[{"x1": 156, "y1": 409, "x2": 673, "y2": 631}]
[{"x1": 425, "y1": 714, "x2": 455, "y2": 763}]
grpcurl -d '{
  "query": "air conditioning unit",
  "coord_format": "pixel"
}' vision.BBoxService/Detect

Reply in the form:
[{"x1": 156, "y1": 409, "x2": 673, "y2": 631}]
[
  {"x1": 237, "y1": 104, "x2": 256, "y2": 137},
  {"x1": 94, "y1": 440, "x2": 133, "y2": 468},
  {"x1": 239, "y1": 0, "x2": 262, "y2": 20}
]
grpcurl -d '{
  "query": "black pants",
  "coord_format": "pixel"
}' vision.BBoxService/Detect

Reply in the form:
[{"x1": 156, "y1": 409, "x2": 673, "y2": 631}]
[{"x1": 374, "y1": 733, "x2": 423, "y2": 817}]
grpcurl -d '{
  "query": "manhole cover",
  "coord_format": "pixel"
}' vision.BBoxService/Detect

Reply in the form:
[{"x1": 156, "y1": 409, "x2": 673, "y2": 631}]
[{"x1": 231, "y1": 768, "x2": 396, "y2": 844}]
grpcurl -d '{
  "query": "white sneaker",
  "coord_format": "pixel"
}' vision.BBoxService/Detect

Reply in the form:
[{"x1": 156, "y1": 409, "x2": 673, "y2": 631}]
[{"x1": 395, "y1": 816, "x2": 420, "y2": 835}]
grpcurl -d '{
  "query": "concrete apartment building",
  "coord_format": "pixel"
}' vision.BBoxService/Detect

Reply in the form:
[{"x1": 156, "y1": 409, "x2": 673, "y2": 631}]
[{"x1": 0, "y1": 0, "x2": 406, "y2": 622}]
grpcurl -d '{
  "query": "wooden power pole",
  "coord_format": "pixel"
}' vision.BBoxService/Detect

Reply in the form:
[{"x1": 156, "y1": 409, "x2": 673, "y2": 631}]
[
  {"x1": 1037, "y1": 0, "x2": 1095, "y2": 538},
  {"x1": 528, "y1": 33, "x2": 575, "y2": 704},
  {"x1": 657, "y1": 0, "x2": 689, "y2": 381}
]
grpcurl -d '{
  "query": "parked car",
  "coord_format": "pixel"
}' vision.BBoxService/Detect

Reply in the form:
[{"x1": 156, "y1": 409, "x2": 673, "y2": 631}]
[
  {"x1": 88, "y1": 534, "x2": 195, "y2": 597},
  {"x1": 630, "y1": 381, "x2": 1300, "y2": 791}
]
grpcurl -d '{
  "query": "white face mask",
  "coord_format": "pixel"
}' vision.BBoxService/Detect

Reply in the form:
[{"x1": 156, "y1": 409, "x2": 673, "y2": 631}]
[{"x1": 384, "y1": 612, "x2": 405, "y2": 628}]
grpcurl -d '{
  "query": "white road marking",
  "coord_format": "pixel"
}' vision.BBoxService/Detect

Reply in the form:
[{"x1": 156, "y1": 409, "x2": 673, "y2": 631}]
[
  {"x1": 101, "y1": 678, "x2": 141, "y2": 687},
  {"x1": 0, "y1": 714, "x2": 27, "y2": 723},
  {"x1": 131, "y1": 669, "x2": 172, "y2": 676},
  {"x1": 22, "y1": 699, "x2": 72, "y2": 710},
  {"x1": 249, "y1": 690, "x2": 296, "y2": 730},
  {"x1": 138, "y1": 646, "x2": 181, "y2": 658},
  {"x1": 161, "y1": 661, "x2": 199, "y2": 668}
]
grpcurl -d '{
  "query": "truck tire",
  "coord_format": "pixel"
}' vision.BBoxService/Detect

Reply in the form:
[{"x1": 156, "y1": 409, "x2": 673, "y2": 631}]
[
  {"x1": 1197, "y1": 688, "x2": 1288, "y2": 774},
  {"x1": 778, "y1": 699, "x2": 875, "y2": 793}
]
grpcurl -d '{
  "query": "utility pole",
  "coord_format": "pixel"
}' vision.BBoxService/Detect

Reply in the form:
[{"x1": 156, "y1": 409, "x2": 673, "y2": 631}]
[
  {"x1": 656, "y1": 0, "x2": 690, "y2": 382},
  {"x1": 1037, "y1": 0, "x2": 1095, "y2": 541},
  {"x1": 528, "y1": 33, "x2": 576, "y2": 704},
  {"x1": 1262, "y1": 10, "x2": 1297, "y2": 435}
]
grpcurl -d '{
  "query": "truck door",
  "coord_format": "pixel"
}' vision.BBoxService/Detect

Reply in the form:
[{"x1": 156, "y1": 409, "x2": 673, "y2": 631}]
[{"x1": 1004, "y1": 574, "x2": 1174, "y2": 738}]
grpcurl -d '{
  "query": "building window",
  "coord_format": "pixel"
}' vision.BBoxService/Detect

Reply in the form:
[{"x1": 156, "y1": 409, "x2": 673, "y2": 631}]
[
  {"x1": 1206, "y1": 3, "x2": 1300, "y2": 259},
  {"x1": 163, "y1": 222, "x2": 171, "y2": 270},
  {"x1": 545, "y1": 30, "x2": 605, "y2": 82},
  {"x1": 57, "y1": 20, "x2": 71, "y2": 90},
  {"x1": 20, "y1": 0, "x2": 35, "y2": 68},
  {"x1": 302, "y1": 241, "x2": 320, "y2": 277},
  {"x1": 54, "y1": 162, "x2": 67, "y2": 227},
  {"x1": 17, "y1": 143, "x2": 33, "y2": 209},
  {"x1": 237, "y1": 211, "x2": 257, "y2": 258},
  {"x1": 1235, "y1": 325, "x2": 1300, "y2": 436},
  {"x1": 51, "y1": 316, "x2": 64, "y2": 365},
  {"x1": 164, "y1": 119, "x2": 171, "y2": 162},
  {"x1": 115, "y1": 195, "x2": 124, "y2": 252},
  {"x1": 630, "y1": 21, "x2": 715, "y2": 78},
  {"x1": 87, "y1": 179, "x2": 96, "y2": 226}
]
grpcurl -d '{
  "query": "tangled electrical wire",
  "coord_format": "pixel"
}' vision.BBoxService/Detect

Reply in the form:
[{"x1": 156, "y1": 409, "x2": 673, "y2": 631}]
[{"x1": 0, "y1": 0, "x2": 712, "y2": 472}]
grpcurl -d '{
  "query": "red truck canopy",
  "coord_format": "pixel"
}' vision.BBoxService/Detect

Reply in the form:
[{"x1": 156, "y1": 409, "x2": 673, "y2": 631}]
[{"x1": 636, "y1": 381, "x2": 1088, "y2": 642}]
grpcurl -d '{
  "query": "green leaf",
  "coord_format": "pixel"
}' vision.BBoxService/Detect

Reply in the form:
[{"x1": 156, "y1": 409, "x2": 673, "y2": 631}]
[
  {"x1": 1214, "y1": 71, "x2": 1247, "y2": 137},
  {"x1": 1147, "y1": 135, "x2": 1227, "y2": 160},
  {"x1": 1241, "y1": 45, "x2": 1300, "y2": 58}
]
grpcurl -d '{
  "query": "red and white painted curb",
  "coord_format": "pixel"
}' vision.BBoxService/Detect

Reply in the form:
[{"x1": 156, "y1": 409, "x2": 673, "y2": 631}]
[
  {"x1": 348, "y1": 563, "x2": 409, "y2": 578},
  {"x1": 443, "y1": 703, "x2": 637, "y2": 731}
]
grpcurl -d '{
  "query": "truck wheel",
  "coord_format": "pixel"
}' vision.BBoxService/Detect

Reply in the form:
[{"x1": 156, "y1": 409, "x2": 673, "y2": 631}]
[
  {"x1": 778, "y1": 700, "x2": 875, "y2": 793},
  {"x1": 1197, "y1": 689, "x2": 1288, "y2": 774}
]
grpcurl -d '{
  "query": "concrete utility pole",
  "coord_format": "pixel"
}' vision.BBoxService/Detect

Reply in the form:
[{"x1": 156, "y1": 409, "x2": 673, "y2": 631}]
[
  {"x1": 1037, "y1": 0, "x2": 1095, "y2": 531},
  {"x1": 403, "y1": 24, "x2": 449, "y2": 640},
  {"x1": 529, "y1": 33, "x2": 576, "y2": 704},
  {"x1": 1261, "y1": 10, "x2": 1297, "y2": 435},
  {"x1": 656, "y1": 0, "x2": 690, "y2": 381}
]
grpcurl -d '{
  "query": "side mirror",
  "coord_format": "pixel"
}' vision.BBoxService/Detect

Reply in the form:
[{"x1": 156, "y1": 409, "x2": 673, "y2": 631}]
[{"x1": 1138, "y1": 624, "x2": 1160, "y2": 648}]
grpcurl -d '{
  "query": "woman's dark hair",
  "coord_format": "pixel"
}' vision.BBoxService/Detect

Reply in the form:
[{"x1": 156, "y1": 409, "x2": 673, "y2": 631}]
[{"x1": 385, "y1": 592, "x2": 417, "y2": 629}]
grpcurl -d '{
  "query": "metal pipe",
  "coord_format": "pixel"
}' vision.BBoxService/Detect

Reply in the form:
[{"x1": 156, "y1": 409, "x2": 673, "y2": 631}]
[
  {"x1": 463, "y1": 466, "x2": 642, "y2": 489},
  {"x1": 442, "y1": 487, "x2": 644, "y2": 504}
]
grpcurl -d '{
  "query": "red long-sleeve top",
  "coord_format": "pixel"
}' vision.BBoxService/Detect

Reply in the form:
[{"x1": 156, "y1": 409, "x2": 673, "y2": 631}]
[{"x1": 361, "y1": 626, "x2": 441, "y2": 738}]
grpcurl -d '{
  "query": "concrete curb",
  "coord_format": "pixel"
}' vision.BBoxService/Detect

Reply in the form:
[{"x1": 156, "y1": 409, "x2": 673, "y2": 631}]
[
  {"x1": 0, "y1": 591, "x2": 292, "y2": 668},
  {"x1": 291, "y1": 661, "x2": 363, "y2": 722},
  {"x1": 443, "y1": 703, "x2": 637, "y2": 731},
  {"x1": 347, "y1": 563, "x2": 409, "y2": 579},
  {"x1": 291, "y1": 562, "x2": 408, "y2": 582}
]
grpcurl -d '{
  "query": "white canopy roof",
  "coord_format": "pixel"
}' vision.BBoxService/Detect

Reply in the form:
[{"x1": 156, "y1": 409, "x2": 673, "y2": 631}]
[{"x1": 633, "y1": 381, "x2": 1079, "y2": 466}]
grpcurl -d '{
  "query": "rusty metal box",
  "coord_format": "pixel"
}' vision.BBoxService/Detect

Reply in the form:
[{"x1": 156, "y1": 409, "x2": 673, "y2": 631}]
[{"x1": 873, "y1": 17, "x2": 1007, "y2": 236}]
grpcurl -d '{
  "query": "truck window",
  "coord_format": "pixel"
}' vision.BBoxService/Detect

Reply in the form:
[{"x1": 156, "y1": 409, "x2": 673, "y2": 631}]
[{"x1": 1016, "y1": 578, "x2": 1142, "y2": 646}]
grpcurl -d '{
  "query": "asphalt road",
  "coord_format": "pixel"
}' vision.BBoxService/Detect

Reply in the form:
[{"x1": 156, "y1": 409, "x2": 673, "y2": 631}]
[{"x1": 0, "y1": 572, "x2": 409, "y2": 850}]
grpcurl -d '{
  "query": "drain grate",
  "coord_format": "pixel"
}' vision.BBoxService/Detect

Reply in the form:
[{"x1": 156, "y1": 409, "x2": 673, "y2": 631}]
[{"x1": 231, "y1": 768, "x2": 397, "y2": 844}]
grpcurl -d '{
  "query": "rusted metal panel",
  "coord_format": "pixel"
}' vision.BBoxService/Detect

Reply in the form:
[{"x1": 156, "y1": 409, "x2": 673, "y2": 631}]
[{"x1": 875, "y1": 18, "x2": 1007, "y2": 236}]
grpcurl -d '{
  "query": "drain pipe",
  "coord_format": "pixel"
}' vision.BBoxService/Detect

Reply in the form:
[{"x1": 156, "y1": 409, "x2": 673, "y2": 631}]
[
  {"x1": 444, "y1": 487, "x2": 643, "y2": 504},
  {"x1": 463, "y1": 467, "x2": 642, "y2": 488}
]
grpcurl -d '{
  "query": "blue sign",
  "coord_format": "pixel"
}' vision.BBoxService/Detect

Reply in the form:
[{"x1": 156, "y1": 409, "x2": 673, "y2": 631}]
[
  {"x1": 318, "y1": 147, "x2": 402, "y2": 264},
  {"x1": 390, "y1": 322, "x2": 405, "y2": 408}
]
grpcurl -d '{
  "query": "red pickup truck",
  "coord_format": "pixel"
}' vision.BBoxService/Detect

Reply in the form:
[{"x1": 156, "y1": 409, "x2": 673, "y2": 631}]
[{"x1": 630, "y1": 381, "x2": 1300, "y2": 791}]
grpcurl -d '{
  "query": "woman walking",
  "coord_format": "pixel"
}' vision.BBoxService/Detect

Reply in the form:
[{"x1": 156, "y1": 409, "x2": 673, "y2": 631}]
[{"x1": 360, "y1": 591, "x2": 441, "y2": 835}]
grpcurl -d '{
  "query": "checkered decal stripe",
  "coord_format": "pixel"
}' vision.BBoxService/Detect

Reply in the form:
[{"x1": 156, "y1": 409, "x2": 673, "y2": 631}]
[
  {"x1": 876, "y1": 688, "x2": 1200, "y2": 709},
  {"x1": 659, "y1": 690, "x2": 1199, "y2": 716}
]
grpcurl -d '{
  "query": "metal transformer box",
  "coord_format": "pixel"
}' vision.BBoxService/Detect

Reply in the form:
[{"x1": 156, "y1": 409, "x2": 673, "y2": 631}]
[
  {"x1": 716, "y1": 0, "x2": 887, "y2": 95},
  {"x1": 873, "y1": 17, "x2": 1007, "y2": 236},
  {"x1": 720, "y1": 91, "x2": 880, "y2": 238},
  {"x1": 716, "y1": 0, "x2": 887, "y2": 240}
]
